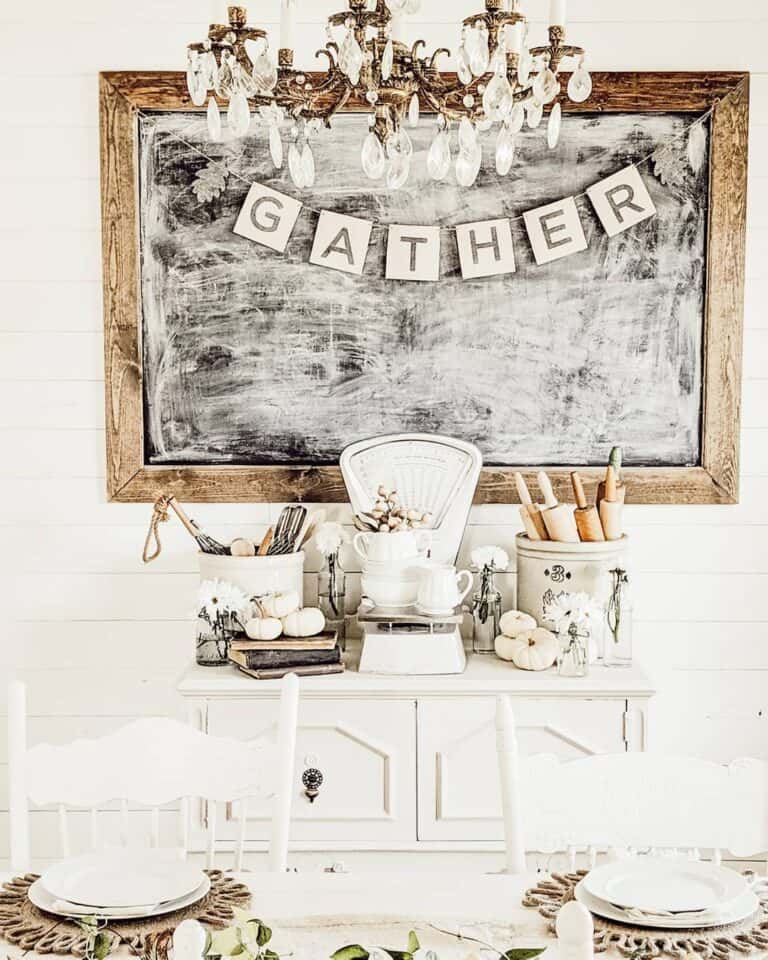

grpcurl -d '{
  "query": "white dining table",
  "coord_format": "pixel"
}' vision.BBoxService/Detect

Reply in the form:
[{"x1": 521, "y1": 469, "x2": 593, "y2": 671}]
[
  {"x1": 212, "y1": 871, "x2": 560, "y2": 959},
  {"x1": 0, "y1": 871, "x2": 567, "y2": 960}
]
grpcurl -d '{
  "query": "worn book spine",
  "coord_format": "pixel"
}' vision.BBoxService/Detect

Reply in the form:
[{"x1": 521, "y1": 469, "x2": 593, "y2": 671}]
[
  {"x1": 229, "y1": 646, "x2": 341, "y2": 669},
  {"x1": 237, "y1": 662, "x2": 346, "y2": 680},
  {"x1": 229, "y1": 630, "x2": 338, "y2": 652}
]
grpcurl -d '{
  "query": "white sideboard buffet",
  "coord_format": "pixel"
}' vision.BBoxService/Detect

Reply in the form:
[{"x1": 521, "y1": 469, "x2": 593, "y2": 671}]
[{"x1": 177, "y1": 648, "x2": 654, "y2": 865}]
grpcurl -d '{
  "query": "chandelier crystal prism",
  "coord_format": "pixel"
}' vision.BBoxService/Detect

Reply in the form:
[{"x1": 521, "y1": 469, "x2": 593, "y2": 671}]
[{"x1": 185, "y1": 0, "x2": 590, "y2": 190}]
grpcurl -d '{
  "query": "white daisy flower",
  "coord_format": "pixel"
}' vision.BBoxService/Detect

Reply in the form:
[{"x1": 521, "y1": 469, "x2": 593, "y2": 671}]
[
  {"x1": 470, "y1": 545, "x2": 510, "y2": 571},
  {"x1": 198, "y1": 578, "x2": 250, "y2": 619},
  {"x1": 314, "y1": 521, "x2": 349, "y2": 557},
  {"x1": 545, "y1": 591, "x2": 599, "y2": 631}
]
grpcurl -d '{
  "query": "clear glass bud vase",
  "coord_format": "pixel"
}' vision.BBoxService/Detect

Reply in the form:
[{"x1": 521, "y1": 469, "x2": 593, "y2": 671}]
[
  {"x1": 318, "y1": 550, "x2": 346, "y2": 651},
  {"x1": 196, "y1": 610, "x2": 239, "y2": 666},
  {"x1": 604, "y1": 567, "x2": 633, "y2": 667},
  {"x1": 471, "y1": 566, "x2": 502, "y2": 654},
  {"x1": 557, "y1": 622, "x2": 590, "y2": 677}
]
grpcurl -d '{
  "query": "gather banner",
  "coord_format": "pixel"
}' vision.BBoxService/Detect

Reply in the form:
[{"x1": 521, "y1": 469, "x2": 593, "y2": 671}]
[{"x1": 232, "y1": 163, "x2": 657, "y2": 281}]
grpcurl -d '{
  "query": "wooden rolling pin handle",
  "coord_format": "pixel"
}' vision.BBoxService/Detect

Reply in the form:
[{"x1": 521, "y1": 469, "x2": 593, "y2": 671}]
[
  {"x1": 519, "y1": 505, "x2": 542, "y2": 541},
  {"x1": 537, "y1": 471, "x2": 558, "y2": 510},
  {"x1": 528, "y1": 505, "x2": 550, "y2": 540},
  {"x1": 515, "y1": 471, "x2": 533, "y2": 506},
  {"x1": 604, "y1": 465, "x2": 618, "y2": 502},
  {"x1": 570, "y1": 472, "x2": 588, "y2": 510}
]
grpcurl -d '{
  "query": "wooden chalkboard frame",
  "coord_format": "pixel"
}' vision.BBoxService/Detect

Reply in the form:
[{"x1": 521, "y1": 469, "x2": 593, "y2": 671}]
[{"x1": 99, "y1": 70, "x2": 748, "y2": 504}]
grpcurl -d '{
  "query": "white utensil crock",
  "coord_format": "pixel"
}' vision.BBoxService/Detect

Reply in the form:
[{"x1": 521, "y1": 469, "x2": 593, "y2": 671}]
[
  {"x1": 515, "y1": 533, "x2": 628, "y2": 657},
  {"x1": 417, "y1": 564, "x2": 472, "y2": 616},
  {"x1": 353, "y1": 530, "x2": 430, "y2": 565},
  {"x1": 198, "y1": 552, "x2": 304, "y2": 604}
]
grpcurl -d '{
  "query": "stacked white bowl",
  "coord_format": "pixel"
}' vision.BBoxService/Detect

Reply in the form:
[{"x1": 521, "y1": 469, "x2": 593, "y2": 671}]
[{"x1": 354, "y1": 530, "x2": 429, "y2": 608}]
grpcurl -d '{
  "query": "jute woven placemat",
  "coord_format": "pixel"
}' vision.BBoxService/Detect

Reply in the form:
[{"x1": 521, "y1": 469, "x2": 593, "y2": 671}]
[
  {"x1": 0, "y1": 870, "x2": 251, "y2": 958},
  {"x1": 523, "y1": 870, "x2": 768, "y2": 959}
]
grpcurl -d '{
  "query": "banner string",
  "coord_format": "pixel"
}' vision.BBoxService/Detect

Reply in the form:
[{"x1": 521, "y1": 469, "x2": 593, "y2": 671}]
[{"x1": 136, "y1": 95, "x2": 720, "y2": 232}]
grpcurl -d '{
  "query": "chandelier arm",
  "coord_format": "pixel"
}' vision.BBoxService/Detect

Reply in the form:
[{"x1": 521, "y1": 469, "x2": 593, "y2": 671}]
[{"x1": 428, "y1": 47, "x2": 452, "y2": 70}]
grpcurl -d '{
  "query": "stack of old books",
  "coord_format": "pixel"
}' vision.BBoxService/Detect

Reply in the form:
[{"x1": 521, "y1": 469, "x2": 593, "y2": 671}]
[{"x1": 228, "y1": 631, "x2": 344, "y2": 679}]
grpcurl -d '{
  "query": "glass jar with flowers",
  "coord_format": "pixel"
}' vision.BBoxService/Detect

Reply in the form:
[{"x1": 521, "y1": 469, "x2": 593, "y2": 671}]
[
  {"x1": 315, "y1": 521, "x2": 349, "y2": 651},
  {"x1": 470, "y1": 546, "x2": 509, "y2": 654},
  {"x1": 196, "y1": 578, "x2": 251, "y2": 666},
  {"x1": 545, "y1": 591, "x2": 600, "y2": 678}
]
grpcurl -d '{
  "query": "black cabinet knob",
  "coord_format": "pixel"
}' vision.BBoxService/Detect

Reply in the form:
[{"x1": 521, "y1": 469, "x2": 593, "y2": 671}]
[{"x1": 302, "y1": 767, "x2": 323, "y2": 803}]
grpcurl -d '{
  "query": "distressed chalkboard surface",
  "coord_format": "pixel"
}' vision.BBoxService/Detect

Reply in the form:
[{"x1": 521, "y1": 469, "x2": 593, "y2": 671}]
[{"x1": 139, "y1": 110, "x2": 709, "y2": 469}]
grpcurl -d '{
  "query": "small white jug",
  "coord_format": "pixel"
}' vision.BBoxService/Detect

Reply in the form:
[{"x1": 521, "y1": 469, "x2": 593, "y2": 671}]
[
  {"x1": 417, "y1": 564, "x2": 473, "y2": 616},
  {"x1": 353, "y1": 529, "x2": 430, "y2": 566}
]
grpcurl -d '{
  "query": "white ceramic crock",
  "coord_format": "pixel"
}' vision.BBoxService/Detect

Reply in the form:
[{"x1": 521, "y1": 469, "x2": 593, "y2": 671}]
[
  {"x1": 515, "y1": 533, "x2": 629, "y2": 634},
  {"x1": 198, "y1": 551, "x2": 304, "y2": 604}
]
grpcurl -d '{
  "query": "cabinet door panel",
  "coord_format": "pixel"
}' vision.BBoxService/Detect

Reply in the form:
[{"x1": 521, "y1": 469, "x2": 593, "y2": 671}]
[
  {"x1": 417, "y1": 697, "x2": 625, "y2": 841},
  {"x1": 207, "y1": 698, "x2": 416, "y2": 842}
]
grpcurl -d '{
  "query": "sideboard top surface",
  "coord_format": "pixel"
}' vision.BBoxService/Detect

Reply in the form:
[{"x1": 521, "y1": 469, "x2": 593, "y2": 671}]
[{"x1": 177, "y1": 650, "x2": 655, "y2": 700}]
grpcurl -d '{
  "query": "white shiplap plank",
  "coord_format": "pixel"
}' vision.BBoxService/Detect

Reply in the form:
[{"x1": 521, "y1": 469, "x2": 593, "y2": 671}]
[
  {"x1": 0, "y1": 282, "x2": 102, "y2": 333},
  {"x1": 1, "y1": 21, "x2": 767, "y2": 76}
]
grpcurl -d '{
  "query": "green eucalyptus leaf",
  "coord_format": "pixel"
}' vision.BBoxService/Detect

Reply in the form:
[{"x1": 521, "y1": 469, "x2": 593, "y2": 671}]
[
  {"x1": 330, "y1": 946, "x2": 370, "y2": 960},
  {"x1": 92, "y1": 932, "x2": 112, "y2": 960},
  {"x1": 256, "y1": 922, "x2": 272, "y2": 947},
  {"x1": 502, "y1": 949, "x2": 546, "y2": 960},
  {"x1": 208, "y1": 927, "x2": 243, "y2": 956},
  {"x1": 407, "y1": 932, "x2": 420, "y2": 954},
  {"x1": 381, "y1": 951, "x2": 412, "y2": 960}
]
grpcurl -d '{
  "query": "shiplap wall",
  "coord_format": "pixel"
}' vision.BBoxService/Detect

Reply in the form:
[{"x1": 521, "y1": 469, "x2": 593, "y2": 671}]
[{"x1": 1, "y1": 0, "x2": 767, "y2": 863}]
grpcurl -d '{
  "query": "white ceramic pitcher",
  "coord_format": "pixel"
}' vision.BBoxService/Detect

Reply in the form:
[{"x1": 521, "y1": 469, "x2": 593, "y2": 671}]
[
  {"x1": 353, "y1": 529, "x2": 430, "y2": 566},
  {"x1": 417, "y1": 564, "x2": 473, "y2": 616}
]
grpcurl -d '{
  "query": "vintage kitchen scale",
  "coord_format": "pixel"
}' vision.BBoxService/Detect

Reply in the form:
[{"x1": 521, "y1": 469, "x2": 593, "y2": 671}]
[{"x1": 340, "y1": 433, "x2": 482, "y2": 675}]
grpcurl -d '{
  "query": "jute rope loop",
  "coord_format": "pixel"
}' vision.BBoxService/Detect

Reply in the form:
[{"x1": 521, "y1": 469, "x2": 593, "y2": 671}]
[
  {"x1": 143, "y1": 495, "x2": 171, "y2": 564},
  {"x1": 0, "y1": 870, "x2": 250, "y2": 959},
  {"x1": 523, "y1": 870, "x2": 768, "y2": 959}
]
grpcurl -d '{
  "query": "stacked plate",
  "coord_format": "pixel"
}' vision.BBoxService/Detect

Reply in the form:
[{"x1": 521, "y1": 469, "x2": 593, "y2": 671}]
[
  {"x1": 29, "y1": 851, "x2": 209, "y2": 921},
  {"x1": 575, "y1": 858, "x2": 759, "y2": 929}
]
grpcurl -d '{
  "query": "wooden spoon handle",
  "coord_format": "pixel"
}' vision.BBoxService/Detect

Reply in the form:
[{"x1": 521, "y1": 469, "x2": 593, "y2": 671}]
[
  {"x1": 257, "y1": 526, "x2": 274, "y2": 556},
  {"x1": 605, "y1": 464, "x2": 618, "y2": 502}
]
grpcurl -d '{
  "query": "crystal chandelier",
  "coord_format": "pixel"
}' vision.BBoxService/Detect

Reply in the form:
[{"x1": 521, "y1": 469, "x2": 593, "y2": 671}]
[{"x1": 185, "y1": 0, "x2": 591, "y2": 190}]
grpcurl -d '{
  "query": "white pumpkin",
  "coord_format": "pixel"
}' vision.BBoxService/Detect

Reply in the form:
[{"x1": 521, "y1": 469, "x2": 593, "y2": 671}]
[
  {"x1": 282, "y1": 607, "x2": 325, "y2": 638},
  {"x1": 498, "y1": 609, "x2": 537, "y2": 638},
  {"x1": 260, "y1": 591, "x2": 300, "y2": 619},
  {"x1": 244, "y1": 616, "x2": 283, "y2": 641},
  {"x1": 509, "y1": 627, "x2": 558, "y2": 671}
]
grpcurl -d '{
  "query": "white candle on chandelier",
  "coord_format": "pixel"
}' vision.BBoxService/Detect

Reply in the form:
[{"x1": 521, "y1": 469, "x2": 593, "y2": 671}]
[
  {"x1": 506, "y1": 21, "x2": 523, "y2": 54},
  {"x1": 390, "y1": 12, "x2": 406, "y2": 43},
  {"x1": 549, "y1": 0, "x2": 566, "y2": 27},
  {"x1": 280, "y1": 0, "x2": 296, "y2": 50}
]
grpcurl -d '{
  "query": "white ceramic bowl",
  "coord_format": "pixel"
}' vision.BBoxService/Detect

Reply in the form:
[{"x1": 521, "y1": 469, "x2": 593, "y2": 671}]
[{"x1": 361, "y1": 572, "x2": 420, "y2": 608}]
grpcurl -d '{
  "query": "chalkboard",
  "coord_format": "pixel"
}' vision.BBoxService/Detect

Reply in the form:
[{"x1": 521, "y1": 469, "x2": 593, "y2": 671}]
[{"x1": 138, "y1": 110, "x2": 708, "y2": 470}]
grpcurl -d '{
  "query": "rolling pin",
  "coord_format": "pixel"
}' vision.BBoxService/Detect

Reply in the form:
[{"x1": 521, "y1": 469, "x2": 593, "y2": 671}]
[
  {"x1": 538, "y1": 471, "x2": 580, "y2": 543},
  {"x1": 596, "y1": 446, "x2": 626, "y2": 507},
  {"x1": 514, "y1": 472, "x2": 549, "y2": 540},
  {"x1": 571, "y1": 471, "x2": 605, "y2": 542},
  {"x1": 598, "y1": 465, "x2": 623, "y2": 540}
]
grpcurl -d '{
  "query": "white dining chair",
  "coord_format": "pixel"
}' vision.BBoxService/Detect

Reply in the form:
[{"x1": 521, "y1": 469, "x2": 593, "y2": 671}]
[
  {"x1": 495, "y1": 696, "x2": 768, "y2": 872},
  {"x1": 7, "y1": 674, "x2": 300, "y2": 874}
]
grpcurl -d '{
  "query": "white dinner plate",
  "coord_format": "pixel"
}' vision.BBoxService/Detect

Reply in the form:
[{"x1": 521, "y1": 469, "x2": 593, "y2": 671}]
[
  {"x1": 574, "y1": 880, "x2": 759, "y2": 930},
  {"x1": 28, "y1": 875, "x2": 211, "y2": 921},
  {"x1": 42, "y1": 851, "x2": 207, "y2": 908},
  {"x1": 583, "y1": 859, "x2": 747, "y2": 914}
]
